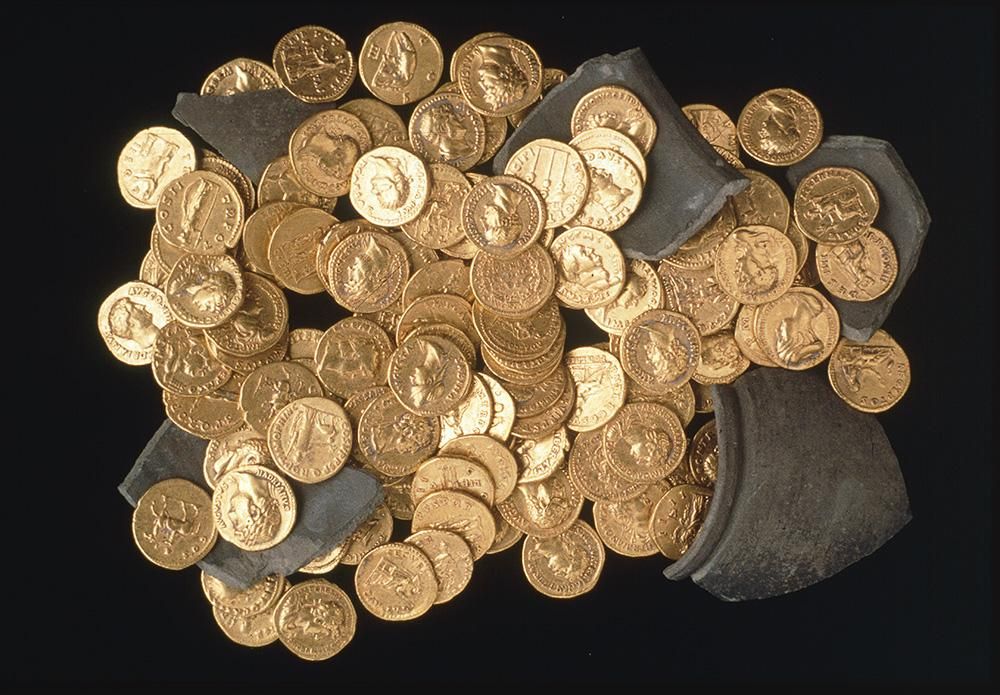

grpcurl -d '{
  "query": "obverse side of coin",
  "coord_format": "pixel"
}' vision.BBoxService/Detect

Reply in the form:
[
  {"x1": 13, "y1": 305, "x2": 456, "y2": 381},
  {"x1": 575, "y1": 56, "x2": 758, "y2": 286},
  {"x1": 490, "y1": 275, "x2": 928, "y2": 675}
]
[
  {"x1": 156, "y1": 170, "x2": 244, "y2": 254},
  {"x1": 201, "y1": 57, "x2": 279, "y2": 96},
  {"x1": 470, "y1": 243, "x2": 555, "y2": 318},
  {"x1": 243, "y1": 202, "x2": 302, "y2": 276},
  {"x1": 439, "y1": 374, "x2": 494, "y2": 445},
  {"x1": 619, "y1": 309, "x2": 700, "y2": 393},
  {"x1": 626, "y1": 379, "x2": 696, "y2": 427},
  {"x1": 456, "y1": 36, "x2": 543, "y2": 117},
  {"x1": 522, "y1": 520, "x2": 604, "y2": 598},
  {"x1": 355, "y1": 542, "x2": 438, "y2": 620},
  {"x1": 793, "y1": 166, "x2": 879, "y2": 244},
  {"x1": 358, "y1": 391, "x2": 440, "y2": 476},
  {"x1": 258, "y1": 156, "x2": 337, "y2": 210},
  {"x1": 733, "y1": 304, "x2": 776, "y2": 367},
  {"x1": 737, "y1": 87, "x2": 822, "y2": 166},
  {"x1": 132, "y1": 478, "x2": 217, "y2": 569},
  {"x1": 650, "y1": 484, "x2": 713, "y2": 560},
  {"x1": 397, "y1": 293, "x2": 476, "y2": 345},
  {"x1": 206, "y1": 273, "x2": 288, "y2": 357},
  {"x1": 405, "y1": 323, "x2": 477, "y2": 365},
  {"x1": 815, "y1": 227, "x2": 898, "y2": 301},
  {"x1": 586, "y1": 259, "x2": 664, "y2": 334},
  {"x1": 274, "y1": 580, "x2": 357, "y2": 660},
  {"x1": 212, "y1": 465, "x2": 296, "y2": 551},
  {"x1": 359, "y1": 22, "x2": 443, "y2": 105},
  {"x1": 153, "y1": 321, "x2": 231, "y2": 395},
  {"x1": 239, "y1": 361, "x2": 323, "y2": 434},
  {"x1": 513, "y1": 427, "x2": 571, "y2": 484},
  {"x1": 400, "y1": 164, "x2": 471, "y2": 249},
  {"x1": 164, "y1": 253, "x2": 244, "y2": 328},
  {"x1": 269, "y1": 207, "x2": 335, "y2": 294},
  {"x1": 508, "y1": 66, "x2": 566, "y2": 128},
  {"x1": 98, "y1": 281, "x2": 171, "y2": 365},
  {"x1": 662, "y1": 203, "x2": 737, "y2": 272},
  {"x1": 504, "y1": 139, "x2": 589, "y2": 227},
  {"x1": 412, "y1": 490, "x2": 497, "y2": 559},
  {"x1": 350, "y1": 146, "x2": 430, "y2": 226},
  {"x1": 328, "y1": 231, "x2": 410, "y2": 313},
  {"x1": 657, "y1": 262, "x2": 739, "y2": 336},
  {"x1": 449, "y1": 31, "x2": 510, "y2": 81},
  {"x1": 571, "y1": 86, "x2": 657, "y2": 154},
  {"x1": 682, "y1": 103, "x2": 741, "y2": 165},
  {"x1": 267, "y1": 397, "x2": 352, "y2": 483},
  {"x1": 340, "y1": 503, "x2": 394, "y2": 565},
  {"x1": 566, "y1": 428, "x2": 646, "y2": 502},
  {"x1": 594, "y1": 479, "x2": 671, "y2": 557},
  {"x1": 118, "y1": 127, "x2": 196, "y2": 209},
  {"x1": 568, "y1": 148, "x2": 643, "y2": 232},
  {"x1": 409, "y1": 92, "x2": 486, "y2": 170},
  {"x1": 603, "y1": 402, "x2": 686, "y2": 483},
  {"x1": 273, "y1": 26, "x2": 356, "y2": 103},
  {"x1": 403, "y1": 259, "x2": 473, "y2": 308},
  {"x1": 693, "y1": 331, "x2": 750, "y2": 385},
  {"x1": 204, "y1": 429, "x2": 272, "y2": 489},
  {"x1": 497, "y1": 466, "x2": 583, "y2": 538},
  {"x1": 568, "y1": 126, "x2": 647, "y2": 182},
  {"x1": 462, "y1": 175, "x2": 545, "y2": 256},
  {"x1": 827, "y1": 329, "x2": 910, "y2": 413},
  {"x1": 405, "y1": 529, "x2": 474, "y2": 604},
  {"x1": 411, "y1": 456, "x2": 496, "y2": 507},
  {"x1": 688, "y1": 419, "x2": 719, "y2": 487},
  {"x1": 439, "y1": 433, "x2": 519, "y2": 502},
  {"x1": 389, "y1": 334, "x2": 471, "y2": 416},
  {"x1": 339, "y1": 98, "x2": 409, "y2": 147},
  {"x1": 714, "y1": 225, "x2": 797, "y2": 305},
  {"x1": 564, "y1": 346, "x2": 626, "y2": 431},
  {"x1": 754, "y1": 287, "x2": 840, "y2": 370},
  {"x1": 290, "y1": 110, "x2": 372, "y2": 198},
  {"x1": 731, "y1": 169, "x2": 790, "y2": 232},
  {"x1": 551, "y1": 226, "x2": 626, "y2": 309},
  {"x1": 315, "y1": 316, "x2": 394, "y2": 398}
]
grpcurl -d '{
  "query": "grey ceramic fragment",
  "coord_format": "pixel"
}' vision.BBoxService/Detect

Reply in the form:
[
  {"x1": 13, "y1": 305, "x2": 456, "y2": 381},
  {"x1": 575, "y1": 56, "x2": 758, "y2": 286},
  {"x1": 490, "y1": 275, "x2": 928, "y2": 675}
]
[
  {"x1": 787, "y1": 136, "x2": 931, "y2": 341},
  {"x1": 492, "y1": 47, "x2": 748, "y2": 260},
  {"x1": 120, "y1": 420, "x2": 382, "y2": 588},
  {"x1": 664, "y1": 368, "x2": 910, "y2": 601},
  {"x1": 172, "y1": 89, "x2": 332, "y2": 183}
]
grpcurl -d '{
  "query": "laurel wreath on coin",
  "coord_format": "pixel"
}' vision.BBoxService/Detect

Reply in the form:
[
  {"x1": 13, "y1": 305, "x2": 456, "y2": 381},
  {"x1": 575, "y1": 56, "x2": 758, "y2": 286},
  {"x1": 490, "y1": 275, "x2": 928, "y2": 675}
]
[{"x1": 100, "y1": 22, "x2": 912, "y2": 660}]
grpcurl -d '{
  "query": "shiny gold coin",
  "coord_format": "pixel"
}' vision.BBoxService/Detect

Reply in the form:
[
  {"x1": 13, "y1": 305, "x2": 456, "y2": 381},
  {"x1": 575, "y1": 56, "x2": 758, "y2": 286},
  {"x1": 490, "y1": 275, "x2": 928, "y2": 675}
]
[
  {"x1": 299, "y1": 542, "x2": 346, "y2": 574},
  {"x1": 793, "y1": 166, "x2": 879, "y2": 244},
  {"x1": 786, "y1": 219, "x2": 811, "y2": 272},
  {"x1": 626, "y1": 378, "x2": 696, "y2": 427},
  {"x1": 201, "y1": 572, "x2": 286, "y2": 614},
  {"x1": 344, "y1": 386, "x2": 390, "y2": 466},
  {"x1": 139, "y1": 250, "x2": 168, "y2": 288},
  {"x1": 339, "y1": 98, "x2": 409, "y2": 147},
  {"x1": 479, "y1": 373, "x2": 516, "y2": 442},
  {"x1": 488, "y1": 512, "x2": 525, "y2": 554},
  {"x1": 210, "y1": 331, "x2": 289, "y2": 376},
  {"x1": 132, "y1": 478, "x2": 216, "y2": 569},
  {"x1": 650, "y1": 484, "x2": 713, "y2": 560},
  {"x1": 618, "y1": 309, "x2": 700, "y2": 393},
  {"x1": 478, "y1": 110, "x2": 509, "y2": 164},
  {"x1": 566, "y1": 428, "x2": 646, "y2": 503},
  {"x1": 449, "y1": 32, "x2": 509, "y2": 81},
  {"x1": 827, "y1": 329, "x2": 910, "y2": 413},
  {"x1": 383, "y1": 475, "x2": 416, "y2": 521},
  {"x1": 571, "y1": 86, "x2": 657, "y2": 154},
  {"x1": 732, "y1": 169, "x2": 790, "y2": 232},
  {"x1": 504, "y1": 139, "x2": 589, "y2": 227},
  {"x1": 594, "y1": 479, "x2": 671, "y2": 557},
  {"x1": 513, "y1": 426, "x2": 571, "y2": 485},
  {"x1": 693, "y1": 331, "x2": 750, "y2": 385},
  {"x1": 439, "y1": 375, "x2": 494, "y2": 445},
  {"x1": 273, "y1": 26, "x2": 356, "y2": 103},
  {"x1": 714, "y1": 224, "x2": 797, "y2": 305},
  {"x1": 408, "y1": 92, "x2": 486, "y2": 170},
  {"x1": 564, "y1": 346, "x2": 626, "y2": 432},
  {"x1": 603, "y1": 402, "x2": 686, "y2": 483},
  {"x1": 737, "y1": 87, "x2": 823, "y2": 166},
  {"x1": 754, "y1": 287, "x2": 840, "y2": 370},
  {"x1": 456, "y1": 35, "x2": 543, "y2": 117},
  {"x1": 585, "y1": 259, "x2": 664, "y2": 334},
  {"x1": 274, "y1": 579, "x2": 356, "y2": 660},
  {"x1": 243, "y1": 202, "x2": 302, "y2": 276},
  {"x1": 359, "y1": 22, "x2": 443, "y2": 105},
  {"x1": 550, "y1": 226, "x2": 626, "y2": 309},
  {"x1": 397, "y1": 293, "x2": 476, "y2": 345},
  {"x1": 470, "y1": 243, "x2": 555, "y2": 318},
  {"x1": 439, "y1": 433, "x2": 519, "y2": 502},
  {"x1": 390, "y1": 229, "x2": 440, "y2": 269},
  {"x1": 164, "y1": 253, "x2": 244, "y2": 328},
  {"x1": 405, "y1": 323, "x2": 477, "y2": 366},
  {"x1": 289, "y1": 110, "x2": 371, "y2": 198},
  {"x1": 350, "y1": 145, "x2": 430, "y2": 226},
  {"x1": 266, "y1": 397, "x2": 351, "y2": 483},
  {"x1": 117, "y1": 127, "x2": 196, "y2": 208},
  {"x1": 568, "y1": 126, "x2": 647, "y2": 182},
  {"x1": 399, "y1": 163, "x2": 471, "y2": 249},
  {"x1": 472, "y1": 298, "x2": 560, "y2": 359},
  {"x1": 733, "y1": 304, "x2": 777, "y2": 367},
  {"x1": 440, "y1": 232, "x2": 479, "y2": 260},
  {"x1": 151, "y1": 223, "x2": 186, "y2": 272},
  {"x1": 692, "y1": 381, "x2": 715, "y2": 413},
  {"x1": 462, "y1": 175, "x2": 545, "y2": 256},
  {"x1": 200, "y1": 150, "x2": 256, "y2": 213},
  {"x1": 388, "y1": 334, "x2": 472, "y2": 416},
  {"x1": 320, "y1": 220, "x2": 391, "y2": 296},
  {"x1": 509, "y1": 373, "x2": 576, "y2": 439},
  {"x1": 98, "y1": 281, "x2": 171, "y2": 365},
  {"x1": 239, "y1": 361, "x2": 323, "y2": 434},
  {"x1": 162, "y1": 382, "x2": 245, "y2": 439},
  {"x1": 793, "y1": 243, "x2": 822, "y2": 287},
  {"x1": 203, "y1": 429, "x2": 272, "y2": 489},
  {"x1": 212, "y1": 464, "x2": 295, "y2": 551},
  {"x1": 258, "y1": 156, "x2": 337, "y2": 210},
  {"x1": 497, "y1": 465, "x2": 583, "y2": 538},
  {"x1": 205, "y1": 273, "x2": 288, "y2": 357},
  {"x1": 405, "y1": 529, "x2": 474, "y2": 604},
  {"x1": 213, "y1": 602, "x2": 279, "y2": 648},
  {"x1": 522, "y1": 520, "x2": 604, "y2": 598},
  {"x1": 268, "y1": 207, "x2": 335, "y2": 294},
  {"x1": 340, "y1": 503, "x2": 394, "y2": 565},
  {"x1": 503, "y1": 363, "x2": 567, "y2": 418},
  {"x1": 508, "y1": 67, "x2": 567, "y2": 128},
  {"x1": 411, "y1": 455, "x2": 496, "y2": 507},
  {"x1": 568, "y1": 148, "x2": 643, "y2": 232},
  {"x1": 689, "y1": 419, "x2": 719, "y2": 487},
  {"x1": 411, "y1": 490, "x2": 497, "y2": 559},
  {"x1": 482, "y1": 320, "x2": 566, "y2": 384},
  {"x1": 315, "y1": 317, "x2": 394, "y2": 399},
  {"x1": 657, "y1": 262, "x2": 739, "y2": 336},
  {"x1": 355, "y1": 542, "x2": 438, "y2": 621},
  {"x1": 358, "y1": 390, "x2": 440, "y2": 477},
  {"x1": 288, "y1": 327, "x2": 323, "y2": 370},
  {"x1": 662, "y1": 202, "x2": 738, "y2": 271},
  {"x1": 156, "y1": 170, "x2": 244, "y2": 254},
  {"x1": 402, "y1": 259, "x2": 473, "y2": 308},
  {"x1": 201, "y1": 57, "x2": 279, "y2": 95},
  {"x1": 815, "y1": 227, "x2": 897, "y2": 301},
  {"x1": 327, "y1": 231, "x2": 410, "y2": 313},
  {"x1": 682, "y1": 103, "x2": 742, "y2": 166},
  {"x1": 152, "y1": 321, "x2": 231, "y2": 395}
]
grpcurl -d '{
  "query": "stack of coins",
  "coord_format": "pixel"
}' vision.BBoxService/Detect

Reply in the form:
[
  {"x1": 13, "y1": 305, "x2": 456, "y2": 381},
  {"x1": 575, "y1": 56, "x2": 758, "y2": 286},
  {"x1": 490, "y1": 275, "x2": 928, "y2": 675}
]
[{"x1": 101, "y1": 23, "x2": 911, "y2": 660}]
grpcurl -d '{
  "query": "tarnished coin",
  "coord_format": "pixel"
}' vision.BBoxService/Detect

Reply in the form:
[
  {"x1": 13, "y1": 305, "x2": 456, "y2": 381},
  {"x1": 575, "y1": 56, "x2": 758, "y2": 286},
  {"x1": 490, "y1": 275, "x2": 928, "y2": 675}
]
[
  {"x1": 205, "y1": 273, "x2": 288, "y2": 357},
  {"x1": 793, "y1": 166, "x2": 879, "y2": 244},
  {"x1": 315, "y1": 317, "x2": 394, "y2": 398},
  {"x1": 164, "y1": 253, "x2": 244, "y2": 328},
  {"x1": 400, "y1": 164, "x2": 471, "y2": 249},
  {"x1": 239, "y1": 361, "x2": 323, "y2": 434},
  {"x1": 268, "y1": 207, "x2": 335, "y2": 294},
  {"x1": 201, "y1": 57, "x2": 279, "y2": 95},
  {"x1": 754, "y1": 287, "x2": 840, "y2": 370},
  {"x1": 737, "y1": 87, "x2": 822, "y2": 166},
  {"x1": 98, "y1": 281, "x2": 171, "y2": 365},
  {"x1": 504, "y1": 139, "x2": 589, "y2": 227},
  {"x1": 550, "y1": 226, "x2": 626, "y2": 309},
  {"x1": 566, "y1": 428, "x2": 646, "y2": 503},
  {"x1": 258, "y1": 156, "x2": 337, "y2": 210},
  {"x1": 594, "y1": 479, "x2": 671, "y2": 557},
  {"x1": 479, "y1": 373, "x2": 516, "y2": 442},
  {"x1": 203, "y1": 429, "x2": 272, "y2": 489},
  {"x1": 522, "y1": 520, "x2": 604, "y2": 599},
  {"x1": 569, "y1": 126, "x2": 647, "y2": 182},
  {"x1": 816, "y1": 227, "x2": 897, "y2": 300},
  {"x1": 497, "y1": 466, "x2": 583, "y2": 538},
  {"x1": 564, "y1": 346, "x2": 627, "y2": 432},
  {"x1": 411, "y1": 455, "x2": 496, "y2": 507},
  {"x1": 693, "y1": 331, "x2": 750, "y2": 384},
  {"x1": 472, "y1": 297, "x2": 560, "y2": 359},
  {"x1": 350, "y1": 146, "x2": 430, "y2": 226},
  {"x1": 827, "y1": 329, "x2": 910, "y2": 413},
  {"x1": 733, "y1": 304, "x2": 776, "y2": 367},
  {"x1": 462, "y1": 175, "x2": 545, "y2": 256},
  {"x1": 162, "y1": 381, "x2": 245, "y2": 440},
  {"x1": 731, "y1": 169, "x2": 790, "y2": 232},
  {"x1": 714, "y1": 225, "x2": 797, "y2": 305},
  {"x1": 689, "y1": 419, "x2": 719, "y2": 487},
  {"x1": 439, "y1": 374, "x2": 494, "y2": 445},
  {"x1": 456, "y1": 35, "x2": 543, "y2": 117},
  {"x1": 503, "y1": 364, "x2": 568, "y2": 418},
  {"x1": 274, "y1": 580, "x2": 356, "y2": 660},
  {"x1": 603, "y1": 402, "x2": 686, "y2": 483},
  {"x1": 586, "y1": 259, "x2": 664, "y2": 334},
  {"x1": 571, "y1": 85, "x2": 657, "y2": 154},
  {"x1": 243, "y1": 202, "x2": 302, "y2": 276},
  {"x1": 568, "y1": 148, "x2": 643, "y2": 232},
  {"x1": 152, "y1": 321, "x2": 231, "y2": 396},
  {"x1": 355, "y1": 542, "x2": 438, "y2": 621},
  {"x1": 340, "y1": 503, "x2": 394, "y2": 565},
  {"x1": 402, "y1": 259, "x2": 473, "y2": 308},
  {"x1": 339, "y1": 98, "x2": 409, "y2": 147},
  {"x1": 682, "y1": 103, "x2": 741, "y2": 166},
  {"x1": 273, "y1": 26, "x2": 356, "y2": 103},
  {"x1": 412, "y1": 490, "x2": 497, "y2": 559},
  {"x1": 397, "y1": 293, "x2": 476, "y2": 345},
  {"x1": 513, "y1": 427, "x2": 571, "y2": 485},
  {"x1": 405, "y1": 529, "x2": 474, "y2": 604},
  {"x1": 358, "y1": 390, "x2": 440, "y2": 477},
  {"x1": 359, "y1": 22, "x2": 443, "y2": 105},
  {"x1": 267, "y1": 397, "x2": 352, "y2": 483},
  {"x1": 650, "y1": 484, "x2": 713, "y2": 560},
  {"x1": 156, "y1": 170, "x2": 244, "y2": 254},
  {"x1": 290, "y1": 110, "x2": 372, "y2": 198},
  {"x1": 657, "y1": 262, "x2": 739, "y2": 336},
  {"x1": 328, "y1": 231, "x2": 410, "y2": 313},
  {"x1": 619, "y1": 309, "x2": 700, "y2": 393},
  {"x1": 132, "y1": 478, "x2": 217, "y2": 569},
  {"x1": 201, "y1": 572, "x2": 285, "y2": 615},
  {"x1": 388, "y1": 334, "x2": 471, "y2": 417},
  {"x1": 439, "y1": 433, "x2": 519, "y2": 502},
  {"x1": 409, "y1": 92, "x2": 486, "y2": 170},
  {"x1": 212, "y1": 465, "x2": 296, "y2": 551},
  {"x1": 470, "y1": 243, "x2": 555, "y2": 318},
  {"x1": 118, "y1": 127, "x2": 196, "y2": 209},
  {"x1": 200, "y1": 151, "x2": 256, "y2": 212}
]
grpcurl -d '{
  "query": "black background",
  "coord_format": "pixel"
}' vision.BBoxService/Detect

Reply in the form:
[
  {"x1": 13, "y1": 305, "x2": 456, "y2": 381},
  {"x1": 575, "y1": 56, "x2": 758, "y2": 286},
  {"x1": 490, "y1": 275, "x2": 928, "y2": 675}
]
[{"x1": 16, "y1": 1, "x2": 993, "y2": 685}]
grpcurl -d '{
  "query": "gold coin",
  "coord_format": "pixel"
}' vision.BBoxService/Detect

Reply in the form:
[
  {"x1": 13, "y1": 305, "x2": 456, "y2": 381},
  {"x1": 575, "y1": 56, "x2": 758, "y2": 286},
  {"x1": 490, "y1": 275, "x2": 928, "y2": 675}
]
[
  {"x1": 449, "y1": 32, "x2": 510, "y2": 82},
  {"x1": 359, "y1": 22, "x2": 443, "y2": 105},
  {"x1": 626, "y1": 379, "x2": 696, "y2": 427},
  {"x1": 400, "y1": 164, "x2": 472, "y2": 249},
  {"x1": 681, "y1": 103, "x2": 741, "y2": 166},
  {"x1": 619, "y1": 309, "x2": 700, "y2": 393},
  {"x1": 98, "y1": 281, "x2": 171, "y2": 365},
  {"x1": 152, "y1": 321, "x2": 231, "y2": 395},
  {"x1": 390, "y1": 230, "x2": 440, "y2": 270},
  {"x1": 815, "y1": 227, "x2": 897, "y2": 301},
  {"x1": 388, "y1": 334, "x2": 472, "y2": 416},
  {"x1": 439, "y1": 375, "x2": 494, "y2": 445},
  {"x1": 657, "y1": 262, "x2": 739, "y2": 336},
  {"x1": 754, "y1": 287, "x2": 840, "y2": 370},
  {"x1": 550, "y1": 226, "x2": 626, "y2": 308},
  {"x1": 411, "y1": 490, "x2": 497, "y2": 559},
  {"x1": 239, "y1": 361, "x2": 323, "y2": 434},
  {"x1": 315, "y1": 317, "x2": 394, "y2": 398},
  {"x1": 568, "y1": 148, "x2": 643, "y2": 232},
  {"x1": 355, "y1": 542, "x2": 438, "y2": 620},
  {"x1": 737, "y1": 87, "x2": 822, "y2": 165},
  {"x1": 132, "y1": 478, "x2": 217, "y2": 569},
  {"x1": 440, "y1": 233, "x2": 479, "y2": 260},
  {"x1": 209, "y1": 330, "x2": 289, "y2": 376},
  {"x1": 408, "y1": 92, "x2": 486, "y2": 171},
  {"x1": 156, "y1": 170, "x2": 244, "y2": 254},
  {"x1": 504, "y1": 139, "x2": 589, "y2": 227},
  {"x1": 509, "y1": 374, "x2": 575, "y2": 439},
  {"x1": 827, "y1": 329, "x2": 910, "y2": 413},
  {"x1": 662, "y1": 202, "x2": 738, "y2": 271},
  {"x1": 564, "y1": 346, "x2": 626, "y2": 432},
  {"x1": 478, "y1": 373, "x2": 516, "y2": 442},
  {"x1": 793, "y1": 243, "x2": 822, "y2": 287},
  {"x1": 439, "y1": 433, "x2": 519, "y2": 502},
  {"x1": 572, "y1": 86, "x2": 657, "y2": 154},
  {"x1": 470, "y1": 243, "x2": 555, "y2": 318},
  {"x1": 568, "y1": 126, "x2": 647, "y2": 182},
  {"x1": 289, "y1": 110, "x2": 371, "y2": 198},
  {"x1": 151, "y1": 223, "x2": 186, "y2": 272},
  {"x1": 732, "y1": 169, "x2": 790, "y2": 232},
  {"x1": 139, "y1": 250, "x2": 168, "y2": 288},
  {"x1": 243, "y1": 202, "x2": 302, "y2": 277},
  {"x1": 200, "y1": 57, "x2": 278, "y2": 95},
  {"x1": 521, "y1": 520, "x2": 604, "y2": 598},
  {"x1": 258, "y1": 156, "x2": 337, "y2": 210},
  {"x1": 462, "y1": 175, "x2": 545, "y2": 256},
  {"x1": 402, "y1": 259, "x2": 473, "y2": 308},
  {"x1": 732, "y1": 304, "x2": 776, "y2": 367},
  {"x1": 316, "y1": 220, "x2": 377, "y2": 294},
  {"x1": 405, "y1": 529, "x2": 474, "y2": 604},
  {"x1": 205, "y1": 273, "x2": 288, "y2": 357},
  {"x1": 508, "y1": 67, "x2": 567, "y2": 128},
  {"x1": 692, "y1": 381, "x2": 715, "y2": 413},
  {"x1": 512, "y1": 426, "x2": 571, "y2": 485},
  {"x1": 566, "y1": 428, "x2": 647, "y2": 502},
  {"x1": 593, "y1": 480, "x2": 671, "y2": 557},
  {"x1": 405, "y1": 323, "x2": 477, "y2": 365},
  {"x1": 472, "y1": 297, "x2": 561, "y2": 359},
  {"x1": 585, "y1": 259, "x2": 664, "y2": 334},
  {"x1": 503, "y1": 363, "x2": 567, "y2": 418},
  {"x1": 299, "y1": 543, "x2": 346, "y2": 574},
  {"x1": 411, "y1": 455, "x2": 496, "y2": 507},
  {"x1": 714, "y1": 224, "x2": 797, "y2": 305},
  {"x1": 274, "y1": 579, "x2": 356, "y2": 660},
  {"x1": 266, "y1": 397, "x2": 352, "y2": 483},
  {"x1": 497, "y1": 466, "x2": 583, "y2": 538},
  {"x1": 339, "y1": 98, "x2": 409, "y2": 147},
  {"x1": 793, "y1": 166, "x2": 879, "y2": 244},
  {"x1": 213, "y1": 602, "x2": 278, "y2": 648},
  {"x1": 482, "y1": 321, "x2": 565, "y2": 385},
  {"x1": 117, "y1": 127, "x2": 196, "y2": 209},
  {"x1": 688, "y1": 419, "x2": 719, "y2": 487},
  {"x1": 456, "y1": 35, "x2": 543, "y2": 117},
  {"x1": 350, "y1": 145, "x2": 431, "y2": 226},
  {"x1": 487, "y1": 512, "x2": 524, "y2": 554},
  {"x1": 397, "y1": 293, "x2": 476, "y2": 346},
  {"x1": 693, "y1": 331, "x2": 750, "y2": 385},
  {"x1": 340, "y1": 503, "x2": 394, "y2": 565},
  {"x1": 288, "y1": 327, "x2": 323, "y2": 369},
  {"x1": 478, "y1": 110, "x2": 509, "y2": 164},
  {"x1": 786, "y1": 218, "x2": 811, "y2": 272},
  {"x1": 201, "y1": 572, "x2": 285, "y2": 615},
  {"x1": 212, "y1": 464, "x2": 296, "y2": 551},
  {"x1": 203, "y1": 429, "x2": 272, "y2": 489},
  {"x1": 358, "y1": 390, "x2": 440, "y2": 477},
  {"x1": 650, "y1": 484, "x2": 713, "y2": 560},
  {"x1": 604, "y1": 402, "x2": 686, "y2": 483},
  {"x1": 328, "y1": 231, "x2": 410, "y2": 313},
  {"x1": 200, "y1": 150, "x2": 256, "y2": 212},
  {"x1": 383, "y1": 475, "x2": 416, "y2": 520},
  {"x1": 268, "y1": 207, "x2": 335, "y2": 295},
  {"x1": 162, "y1": 383, "x2": 245, "y2": 440},
  {"x1": 273, "y1": 26, "x2": 355, "y2": 103},
  {"x1": 164, "y1": 253, "x2": 244, "y2": 328}
]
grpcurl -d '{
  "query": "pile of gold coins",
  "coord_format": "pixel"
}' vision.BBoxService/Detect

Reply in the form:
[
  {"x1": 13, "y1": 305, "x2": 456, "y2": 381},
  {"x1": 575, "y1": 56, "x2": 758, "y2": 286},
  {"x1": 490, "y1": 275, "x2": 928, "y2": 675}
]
[{"x1": 101, "y1": 23, "x2": 912, "y2": 660}]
